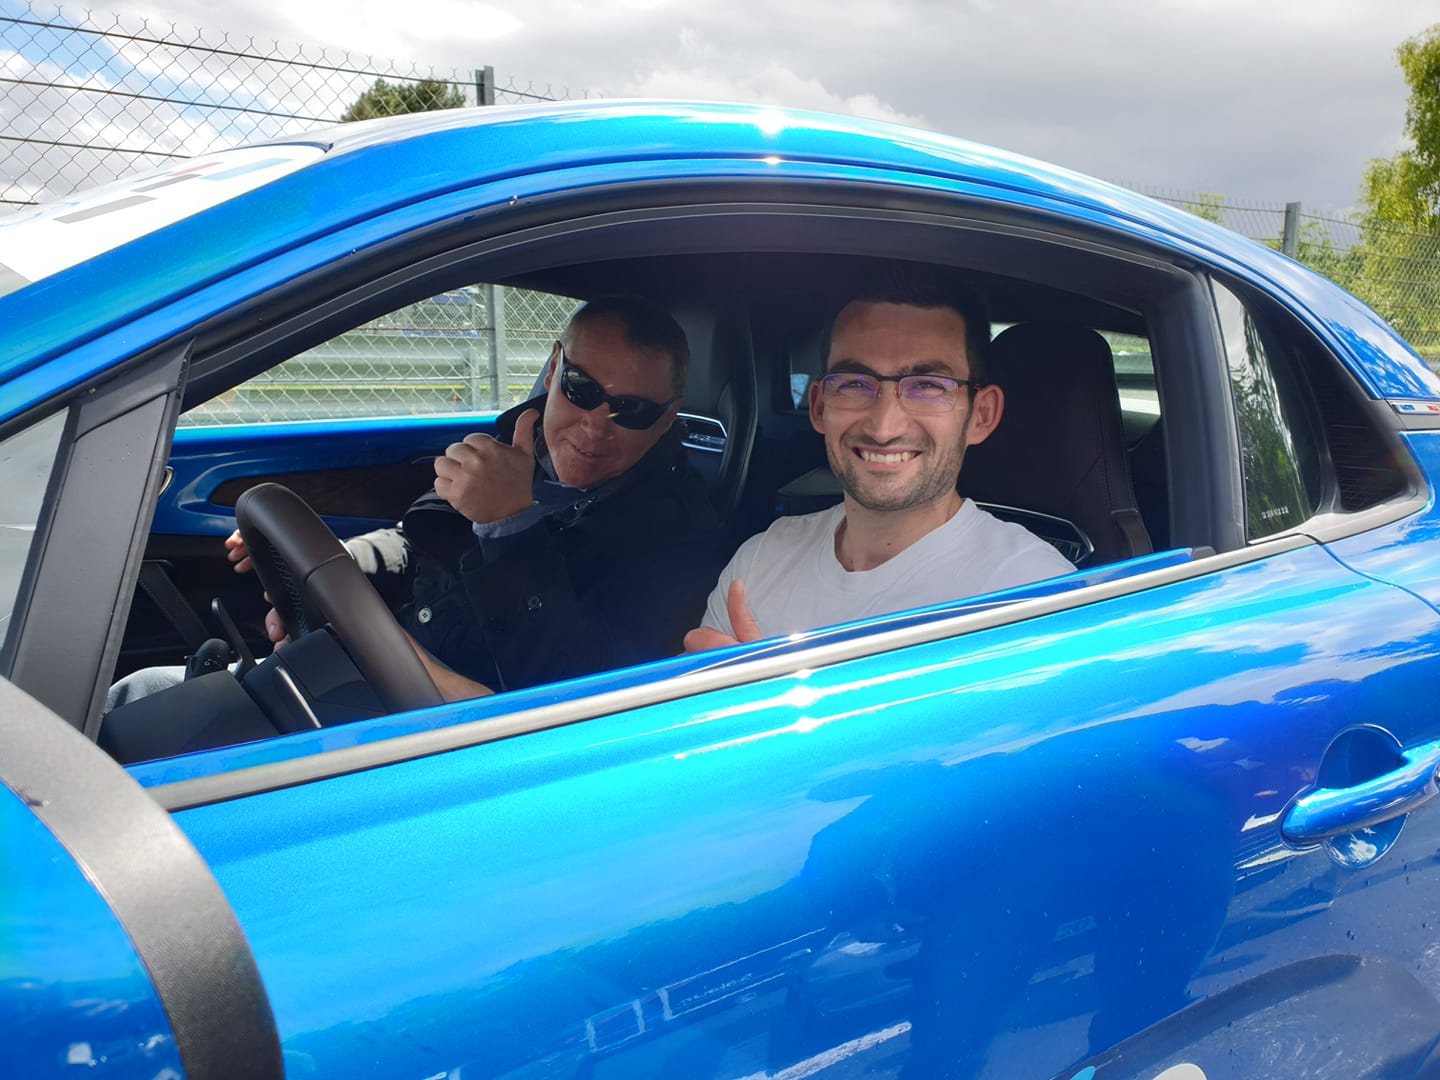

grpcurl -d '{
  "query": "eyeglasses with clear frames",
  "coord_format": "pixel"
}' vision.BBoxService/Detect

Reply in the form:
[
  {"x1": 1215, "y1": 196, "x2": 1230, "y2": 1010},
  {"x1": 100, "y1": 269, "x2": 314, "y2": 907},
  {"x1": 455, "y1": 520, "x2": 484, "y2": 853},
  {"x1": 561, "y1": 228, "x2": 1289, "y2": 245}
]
[{"x1": 819, "y1": 371, "x2": 981, "y2": 414}]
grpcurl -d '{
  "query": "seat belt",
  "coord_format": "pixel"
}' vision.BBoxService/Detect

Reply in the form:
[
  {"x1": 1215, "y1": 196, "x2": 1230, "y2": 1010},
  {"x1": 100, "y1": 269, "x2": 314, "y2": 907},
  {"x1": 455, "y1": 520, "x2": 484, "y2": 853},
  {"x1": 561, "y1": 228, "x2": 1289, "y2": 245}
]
[
  {"x1": 1111, "y1": 508, "x2": 1154, "y2": 558},
  {"x1": 137, "y1": 561, "x2": 211, "y2": 655}
]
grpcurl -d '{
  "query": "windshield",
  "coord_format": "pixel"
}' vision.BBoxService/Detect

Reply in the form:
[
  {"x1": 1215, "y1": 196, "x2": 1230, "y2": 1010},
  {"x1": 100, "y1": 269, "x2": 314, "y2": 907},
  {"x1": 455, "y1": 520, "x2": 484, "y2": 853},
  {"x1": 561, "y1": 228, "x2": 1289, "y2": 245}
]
[
  {"x1": 0, "y1": 144, "x2": 323, "y2": 301},
  {"x1": 0, "y1": 410, "x2": 66, "y2": 652}
]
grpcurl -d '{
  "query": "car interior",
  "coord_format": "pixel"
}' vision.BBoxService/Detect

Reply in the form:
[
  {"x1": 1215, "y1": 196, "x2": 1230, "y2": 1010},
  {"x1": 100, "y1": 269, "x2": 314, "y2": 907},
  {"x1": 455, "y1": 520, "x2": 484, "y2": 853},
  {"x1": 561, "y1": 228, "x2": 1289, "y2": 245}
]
[{"x1": 88, "y1": 194, "x2": 1415, "y2": 767}]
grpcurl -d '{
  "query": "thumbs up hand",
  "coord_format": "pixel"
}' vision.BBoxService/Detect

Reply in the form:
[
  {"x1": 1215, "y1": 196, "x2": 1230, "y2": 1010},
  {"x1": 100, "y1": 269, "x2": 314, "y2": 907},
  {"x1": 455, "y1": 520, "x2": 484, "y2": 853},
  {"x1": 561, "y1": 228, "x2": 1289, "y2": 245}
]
[
  {"x1": 683, "y1": 580, "x2": 763, "y2": 652},
  {"x1": 434, "y1": 408, "x2": 540, "y2": 524}
]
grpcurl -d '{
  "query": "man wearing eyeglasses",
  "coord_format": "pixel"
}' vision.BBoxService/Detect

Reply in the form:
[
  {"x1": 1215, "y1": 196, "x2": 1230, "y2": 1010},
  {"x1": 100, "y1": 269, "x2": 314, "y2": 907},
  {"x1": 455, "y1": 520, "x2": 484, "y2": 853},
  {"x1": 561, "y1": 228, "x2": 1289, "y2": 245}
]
[{"x1": 686, "y1": 276, "x2": 1073, "y2": 650}]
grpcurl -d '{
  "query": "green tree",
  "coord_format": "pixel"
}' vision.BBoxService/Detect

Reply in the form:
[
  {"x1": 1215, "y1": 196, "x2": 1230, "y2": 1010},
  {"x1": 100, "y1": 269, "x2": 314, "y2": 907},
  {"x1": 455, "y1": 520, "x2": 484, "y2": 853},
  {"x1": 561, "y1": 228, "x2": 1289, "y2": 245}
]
[
  {"x1": 1182, "y1": 192, "x2": 1226, "y2": 225},
  {"x1": 1293, "y1": 220, "x2": 1362, "y2": 286},
  {"x1": 1363, "y1": 26, "x2": 1440, "y2": 227},
  {"x1": 1353, "y1": 24, "x2": 1440, "y2": 365},
  {"x1": 340, "y1": 77, "x2": 466, "y2": 122}
]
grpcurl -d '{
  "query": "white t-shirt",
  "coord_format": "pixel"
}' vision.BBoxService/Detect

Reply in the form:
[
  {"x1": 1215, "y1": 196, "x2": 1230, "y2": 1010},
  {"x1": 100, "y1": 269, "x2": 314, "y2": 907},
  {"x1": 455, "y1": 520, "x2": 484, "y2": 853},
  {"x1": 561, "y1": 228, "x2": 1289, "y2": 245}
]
[{"x1": 702, "y1": 500, "x2": 1075, "y2": 639}]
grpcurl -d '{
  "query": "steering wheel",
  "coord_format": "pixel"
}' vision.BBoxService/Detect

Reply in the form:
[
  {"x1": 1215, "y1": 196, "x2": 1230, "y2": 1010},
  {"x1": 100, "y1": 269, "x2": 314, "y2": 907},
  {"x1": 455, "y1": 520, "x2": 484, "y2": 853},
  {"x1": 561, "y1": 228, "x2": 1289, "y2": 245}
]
[{"x1": 234, "y1": 483, "x2": 443, "y2": 713}]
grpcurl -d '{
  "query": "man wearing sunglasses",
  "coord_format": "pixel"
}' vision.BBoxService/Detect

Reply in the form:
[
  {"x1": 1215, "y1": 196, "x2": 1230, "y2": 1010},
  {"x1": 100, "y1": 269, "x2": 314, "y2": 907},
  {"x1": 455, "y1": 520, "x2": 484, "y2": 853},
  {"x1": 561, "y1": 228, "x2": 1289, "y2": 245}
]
[
  {"x1": 685, "y1": 274, "x2": 1073, "y2": 651},
  {"x1": 111, "y1": 295, "x2": 724, "y2": 710},
  {"x1": 344, "y1": 294, "x2": 728, "y2": 699}
]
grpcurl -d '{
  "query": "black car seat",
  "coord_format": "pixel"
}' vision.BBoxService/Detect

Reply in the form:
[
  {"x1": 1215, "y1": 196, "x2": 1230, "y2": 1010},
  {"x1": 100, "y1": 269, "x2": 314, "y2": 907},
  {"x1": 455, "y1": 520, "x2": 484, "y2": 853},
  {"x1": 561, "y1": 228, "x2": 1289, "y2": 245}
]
[
  {"x1": 1126, "y1": 416, "x2": 1170, "y2": 550},
  {"x1": 960, "y1": 321, "x2": 1151, "y2": 565},
  {"x1": 674, "y1": 306, "x2": 757, "y2": 524}
]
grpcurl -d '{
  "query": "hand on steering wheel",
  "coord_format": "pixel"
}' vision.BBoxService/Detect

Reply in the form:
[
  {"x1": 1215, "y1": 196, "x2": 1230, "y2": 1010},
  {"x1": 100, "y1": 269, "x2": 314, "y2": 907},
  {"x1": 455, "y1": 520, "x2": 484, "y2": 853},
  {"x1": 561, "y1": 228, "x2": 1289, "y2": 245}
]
[{"x1": 235, "y1": 483, "x2": 442, "y2": 713}]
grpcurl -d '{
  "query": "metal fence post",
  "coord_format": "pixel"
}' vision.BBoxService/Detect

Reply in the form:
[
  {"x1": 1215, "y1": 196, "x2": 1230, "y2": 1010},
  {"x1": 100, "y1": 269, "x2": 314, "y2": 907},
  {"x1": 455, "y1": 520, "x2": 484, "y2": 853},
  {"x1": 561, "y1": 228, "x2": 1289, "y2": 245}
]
[
  {"x1": 487, "y1": 284, "x2": 506, "y2": 408},
  {"x1": 476, "y1": 66, "x2": 496, "y2": 107},
  {"x1": 1282, "y1": 201, "x2": 1301, "y2": 258}
]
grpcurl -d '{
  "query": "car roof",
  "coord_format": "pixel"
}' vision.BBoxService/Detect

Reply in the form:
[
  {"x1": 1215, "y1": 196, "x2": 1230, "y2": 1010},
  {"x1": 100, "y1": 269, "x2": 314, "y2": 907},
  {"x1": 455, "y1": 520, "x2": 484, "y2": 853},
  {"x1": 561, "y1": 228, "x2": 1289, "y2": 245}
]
[{"x1": 1, "y1": 99, "x2": 1435, "y2": 416}]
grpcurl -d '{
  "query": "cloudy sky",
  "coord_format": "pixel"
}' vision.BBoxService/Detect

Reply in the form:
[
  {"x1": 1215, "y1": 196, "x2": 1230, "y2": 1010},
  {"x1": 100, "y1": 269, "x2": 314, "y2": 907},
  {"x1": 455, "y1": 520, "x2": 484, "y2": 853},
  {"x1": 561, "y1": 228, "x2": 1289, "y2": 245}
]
[{"x1": 12, "y1": 0, "x2": 1440, "y2": 212}]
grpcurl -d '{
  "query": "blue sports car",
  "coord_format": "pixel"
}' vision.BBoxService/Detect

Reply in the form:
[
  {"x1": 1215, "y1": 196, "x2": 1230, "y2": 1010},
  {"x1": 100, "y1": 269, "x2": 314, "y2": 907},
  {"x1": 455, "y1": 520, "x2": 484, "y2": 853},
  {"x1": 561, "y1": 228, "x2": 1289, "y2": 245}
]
[{"x1": 5, "y1": 101, "x2": 1440, "y2": 1079}]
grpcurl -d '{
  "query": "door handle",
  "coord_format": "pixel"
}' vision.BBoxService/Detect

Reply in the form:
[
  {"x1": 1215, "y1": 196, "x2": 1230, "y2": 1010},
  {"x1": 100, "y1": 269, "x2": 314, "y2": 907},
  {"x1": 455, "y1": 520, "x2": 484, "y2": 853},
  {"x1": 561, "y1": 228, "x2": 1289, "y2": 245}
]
[{"x1": 1282, "y1": 738, "x2": 1440, "y2": 845}]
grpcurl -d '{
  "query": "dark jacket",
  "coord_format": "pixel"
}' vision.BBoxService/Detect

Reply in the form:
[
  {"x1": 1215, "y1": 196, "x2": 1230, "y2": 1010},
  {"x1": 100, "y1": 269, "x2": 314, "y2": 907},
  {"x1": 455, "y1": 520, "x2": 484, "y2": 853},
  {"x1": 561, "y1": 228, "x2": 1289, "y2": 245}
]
[{"x1": 382, "y1": 396, "x2": 728, "y2": 692}]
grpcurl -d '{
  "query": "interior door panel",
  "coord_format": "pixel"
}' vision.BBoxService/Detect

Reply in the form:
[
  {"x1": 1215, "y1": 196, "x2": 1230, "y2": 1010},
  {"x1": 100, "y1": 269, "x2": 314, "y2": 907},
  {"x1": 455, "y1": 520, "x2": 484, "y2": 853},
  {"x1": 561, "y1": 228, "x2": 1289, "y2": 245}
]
[{"x1": 126, "y1": 414, "x2": 500, "y2": 675}]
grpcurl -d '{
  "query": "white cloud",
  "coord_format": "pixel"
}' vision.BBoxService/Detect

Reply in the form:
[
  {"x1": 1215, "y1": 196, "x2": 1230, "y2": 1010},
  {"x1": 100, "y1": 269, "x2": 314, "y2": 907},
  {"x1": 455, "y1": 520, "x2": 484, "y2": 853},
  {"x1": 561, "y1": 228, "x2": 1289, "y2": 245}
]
[
  {"x1": 287, "y1": 0, "x2": 521, "y2": 58},
  {"x1": 8, "y1": 0, "x2": 1435, "y2": 210},
  {"x1": 614, "y1": 57, "x2": 928, "y2": 131}
]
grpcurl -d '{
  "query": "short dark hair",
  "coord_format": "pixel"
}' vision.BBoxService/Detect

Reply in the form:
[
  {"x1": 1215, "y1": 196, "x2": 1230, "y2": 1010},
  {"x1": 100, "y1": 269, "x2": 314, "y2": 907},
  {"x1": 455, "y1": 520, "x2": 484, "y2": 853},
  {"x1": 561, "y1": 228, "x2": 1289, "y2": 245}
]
[
  {"x1": 822, "y1": 268, "x2": 991, "y2": 383},
  {"x1": 566, "y1": 295, "x2": 690, "y2": 396}
]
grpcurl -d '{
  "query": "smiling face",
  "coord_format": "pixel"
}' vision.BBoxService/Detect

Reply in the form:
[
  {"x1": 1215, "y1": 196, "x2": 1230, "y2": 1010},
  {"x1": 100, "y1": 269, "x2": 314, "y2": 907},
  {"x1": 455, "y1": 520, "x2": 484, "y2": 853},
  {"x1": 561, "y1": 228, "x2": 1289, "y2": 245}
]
[
  {"x1": 809, "y1": 300, "x2": 1002, "y2": 513},
  {"x1": 541, "y1": 312, "x2": 680, "y2": 490}
]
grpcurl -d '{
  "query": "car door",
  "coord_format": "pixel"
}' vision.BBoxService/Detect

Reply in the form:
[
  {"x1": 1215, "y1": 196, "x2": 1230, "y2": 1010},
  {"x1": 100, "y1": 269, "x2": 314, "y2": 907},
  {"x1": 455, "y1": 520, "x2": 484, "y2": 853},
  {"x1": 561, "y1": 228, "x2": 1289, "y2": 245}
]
[
  {"x1": 112, "y1": 261, "x2": 1440, "y2": 1078},
  {"x1": 120, "y1": 527, "x2": 1440, "y2": 1080}
]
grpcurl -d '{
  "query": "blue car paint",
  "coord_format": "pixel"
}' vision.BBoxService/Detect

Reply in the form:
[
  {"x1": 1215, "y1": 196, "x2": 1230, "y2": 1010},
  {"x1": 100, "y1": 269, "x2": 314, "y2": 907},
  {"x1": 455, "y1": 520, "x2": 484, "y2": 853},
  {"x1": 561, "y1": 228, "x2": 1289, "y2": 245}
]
[
  {"x1": 2, "y1": 103, "x2": 1436, "y2": 418},
  {"x1": 7, "y1": 101, "x2": 1440, "y2": 1078},
  {"x1": 1321, "y1": 430, "x2": 1440, "y2": 613},
  {"x1": 0, "y1": 785, "x2": 181, "y2": 1079},
  {"x1": 165, "y1": 535, "x2": 1440, "y2": 1078}
]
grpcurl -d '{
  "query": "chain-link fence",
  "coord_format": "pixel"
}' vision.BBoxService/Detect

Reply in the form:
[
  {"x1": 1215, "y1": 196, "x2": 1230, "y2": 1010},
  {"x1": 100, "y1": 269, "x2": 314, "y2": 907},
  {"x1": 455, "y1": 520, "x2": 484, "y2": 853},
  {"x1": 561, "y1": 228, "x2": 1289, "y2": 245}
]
[
  {"x1": 1137, "y1": 188, "x2": 1440, "y2": 369},
  {"x1": 184, "y1": 287, "x2": 583, "y2": 424},
  {"x1": 0, "y1": 0, "x2": 571, "y2": 207}
]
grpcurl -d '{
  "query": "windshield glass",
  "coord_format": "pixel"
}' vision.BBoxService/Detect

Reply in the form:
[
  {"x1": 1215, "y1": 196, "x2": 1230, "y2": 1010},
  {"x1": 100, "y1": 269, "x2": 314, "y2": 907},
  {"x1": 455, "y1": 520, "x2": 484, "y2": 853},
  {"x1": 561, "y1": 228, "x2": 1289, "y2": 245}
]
[
  {"x1": 0, "y1": 410, "x2": 66, "y2": 653},
  {"x1": 0, "y1": 144, "x2": 323, "y2": 301}
]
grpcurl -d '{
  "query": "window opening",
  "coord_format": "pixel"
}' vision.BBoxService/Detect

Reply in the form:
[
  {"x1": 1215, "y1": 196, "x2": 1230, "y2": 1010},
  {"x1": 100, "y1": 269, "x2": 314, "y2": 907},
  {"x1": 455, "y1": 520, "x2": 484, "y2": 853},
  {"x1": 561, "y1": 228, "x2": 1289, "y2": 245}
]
[
  {"x1": 181, "y1": 286, "x2": 582, "y2": 425},
  {"x1": 1213, "y1": 282, "x2": 1318, "y2": 538}
]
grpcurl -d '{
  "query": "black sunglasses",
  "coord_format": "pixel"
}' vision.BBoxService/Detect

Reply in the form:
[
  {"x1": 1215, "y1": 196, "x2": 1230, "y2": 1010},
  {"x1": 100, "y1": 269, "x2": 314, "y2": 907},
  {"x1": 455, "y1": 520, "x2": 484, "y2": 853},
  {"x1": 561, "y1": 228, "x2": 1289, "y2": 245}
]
[{"x1": 556, "y1": 345, "x2": 676, "y2": 431}]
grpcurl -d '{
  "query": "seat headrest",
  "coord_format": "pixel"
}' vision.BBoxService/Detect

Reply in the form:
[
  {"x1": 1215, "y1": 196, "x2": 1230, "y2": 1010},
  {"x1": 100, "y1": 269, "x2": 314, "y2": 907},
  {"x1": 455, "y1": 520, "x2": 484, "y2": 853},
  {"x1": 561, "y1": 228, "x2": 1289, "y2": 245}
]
[
  {"x1": 961, "y1": 321, "x2": 1150, "y2": 565},
  {"x1": 988, "y1": 321, "x2": 1116, "y2": 398}
]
